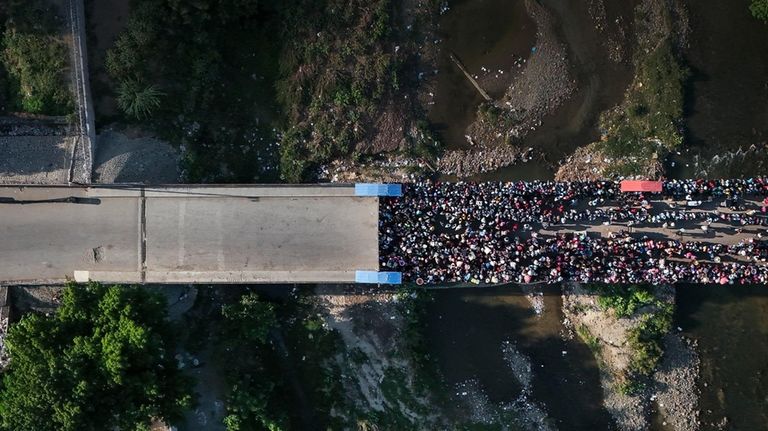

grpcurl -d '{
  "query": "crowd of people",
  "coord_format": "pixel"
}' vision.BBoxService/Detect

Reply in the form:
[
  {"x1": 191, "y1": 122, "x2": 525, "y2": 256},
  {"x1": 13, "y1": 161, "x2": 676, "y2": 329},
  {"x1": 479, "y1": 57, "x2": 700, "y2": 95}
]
[{"x1": 379, "y1": 179, "x2": 768, "y2": 285}]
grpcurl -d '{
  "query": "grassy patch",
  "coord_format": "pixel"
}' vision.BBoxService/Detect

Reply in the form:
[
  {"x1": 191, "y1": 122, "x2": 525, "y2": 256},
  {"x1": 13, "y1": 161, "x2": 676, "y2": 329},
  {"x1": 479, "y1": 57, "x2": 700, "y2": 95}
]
[
  {"x1": 0, "y1": 0, "x2": 72, "y2": 115},
  {"x1": 104, "y1": 0, "x2": 432, "y2": 182},
  {"x1": 627, "y1": 302, "x2": 673, "y2": 377},
  {"x1": 585, "y1": 284, "x2": 674, "y2": 390},
  {"x1": 275, "y1": 0, "x2": 404, "y2": 181},
  {"x1": 576, "y1": 324, "x2": 602, "y2": 356},
  {"x1": 588, "y1": 284, "x2": 656, "y2": 318},
  {"x1": 597, "y1": 40, "x2": 688, "y2": 177}
]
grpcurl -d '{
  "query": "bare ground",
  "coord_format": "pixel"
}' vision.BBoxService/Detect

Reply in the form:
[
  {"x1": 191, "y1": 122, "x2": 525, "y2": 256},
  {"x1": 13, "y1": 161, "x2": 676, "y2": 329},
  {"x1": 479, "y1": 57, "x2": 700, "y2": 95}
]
[
  {"x1": 437, "y1": 0, "x2": 577, "y2": 178},
  {"x1": 562, "y1": 283, "x2": 701, "y2": 431},
  {"x1": 0, "y1": 135, "x2": 75, "y2": 184},
  {"x1": 93, "y1": 128, "x2": 180, "y2": 183},
  {"x1": 313, "y1": 286, "x2": 441, "y2": 425}
]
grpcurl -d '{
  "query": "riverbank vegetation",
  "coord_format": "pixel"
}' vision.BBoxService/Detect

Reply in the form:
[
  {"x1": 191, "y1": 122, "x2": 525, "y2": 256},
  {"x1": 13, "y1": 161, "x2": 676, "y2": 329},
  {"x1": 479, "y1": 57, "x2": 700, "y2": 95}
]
[
  {"x1": 597, "y1": 40, "x2": 688, "y2": 177},
  {"x1": 555, "y1": 0, "x2": 689, "y2": 181},
  {"x1": 102, "y1": 0, "x2": 436, "y2": 182},
  {"x1": 0, "y1": 0, "x2": 72, "y2": 115},
  {"x1": 0, "y1": 282, "x2": 192, "y2": 431},
  {"x1": 103, "y1": 0, "x2": 281, "y2": 182},
  {"x1": 751, "y1": 0, "x2": 768, "y2": 21},
  {"x1": 277, "y1": 0, "x2": 399, "y2": 182},
  {"x1": 198, "y1": 290, "x2": 353, "y2": 430},
  {"x1": 584, "y1": 284, "x2": 674, "y2": 394}
]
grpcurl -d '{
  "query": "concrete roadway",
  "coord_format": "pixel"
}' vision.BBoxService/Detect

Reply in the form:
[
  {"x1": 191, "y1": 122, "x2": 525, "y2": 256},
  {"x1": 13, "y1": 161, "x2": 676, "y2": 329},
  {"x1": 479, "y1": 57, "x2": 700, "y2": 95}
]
[{"x1": 0, "y1": 185, "x2": 379, "y2": 284}]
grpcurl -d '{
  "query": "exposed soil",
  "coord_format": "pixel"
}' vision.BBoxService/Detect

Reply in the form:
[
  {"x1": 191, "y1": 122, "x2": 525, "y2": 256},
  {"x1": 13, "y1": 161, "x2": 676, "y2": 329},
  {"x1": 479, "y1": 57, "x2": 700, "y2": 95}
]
[
  {"x1": 562, "y1": 282, "x2": 650, "y2": 430},
  {"x1": 313, "y1": 286, "x2": 445, "y2": 427},
  {"x1": 0, "y1": 135, "x2": 75, "y2": 184},
  {"x1": 653, "y1": 333, "x2": 701, "y2": 431},
  {"x1": 562, "y1": 283, "x2": 701, "y2": 431},
  {"x1": 93, "y1": 127, "x2": 180, "y2": 184},
  {"x1": 424, "y1": 0, "x2": 635, "y2": 180}
]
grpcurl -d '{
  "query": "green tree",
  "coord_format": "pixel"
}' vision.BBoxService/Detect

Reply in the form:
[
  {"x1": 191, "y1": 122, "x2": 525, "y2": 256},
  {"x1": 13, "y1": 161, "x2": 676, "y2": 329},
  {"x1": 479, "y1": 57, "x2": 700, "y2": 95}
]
[
  {"x1": 117, "y1": 79, "x2": 164, "y2": 119},
  {"x1": 751, "y1": 0, "x2": 768, "y2": 22},
  {"x1": 218, "y1": 293, "x2": 285, "y2": 430},
  {"x1": 0, "y1": 282, "x2": 192, "y2": 431},
  {"x1": 221, "y1": 292, "x2": 277, "y2": 345}
]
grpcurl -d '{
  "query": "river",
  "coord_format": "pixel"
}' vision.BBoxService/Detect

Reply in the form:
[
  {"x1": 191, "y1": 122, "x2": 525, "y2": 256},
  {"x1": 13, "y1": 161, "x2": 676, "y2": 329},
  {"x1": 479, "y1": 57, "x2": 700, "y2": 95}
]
[
  {"x1": 423, "y1": 0, "x2": 768, "y2": 428},
  {"x1": 429, "y1": 0, "x2": 634, "y2": 180},
  {"x1": 677, "y1": 285, "x2": 768, "y2": 430},
  {"x1": 424, "y1": 286, "x2": 614, "y2": 429}
]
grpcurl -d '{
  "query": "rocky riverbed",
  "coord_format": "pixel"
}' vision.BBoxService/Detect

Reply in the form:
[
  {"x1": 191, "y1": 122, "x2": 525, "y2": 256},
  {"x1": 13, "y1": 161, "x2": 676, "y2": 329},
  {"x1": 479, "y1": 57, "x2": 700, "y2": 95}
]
[{"x1": 562, "y1": 282, "x2": 701, "y2": 431}]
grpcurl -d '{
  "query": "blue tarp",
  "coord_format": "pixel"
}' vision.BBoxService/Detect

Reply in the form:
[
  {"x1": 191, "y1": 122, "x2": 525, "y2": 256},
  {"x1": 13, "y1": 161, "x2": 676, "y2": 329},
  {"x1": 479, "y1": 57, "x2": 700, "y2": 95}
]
[
  {"x1": 354, "y1": 183, "x2": 402, "y2": 197},
  {"x1": 355, "y1": 271, "x2": 402, "y2": 284}
]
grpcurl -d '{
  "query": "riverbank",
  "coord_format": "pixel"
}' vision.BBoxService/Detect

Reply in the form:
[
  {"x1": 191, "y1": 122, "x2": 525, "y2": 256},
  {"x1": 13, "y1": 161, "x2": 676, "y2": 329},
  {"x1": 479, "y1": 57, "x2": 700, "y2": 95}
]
[
  {"x1": 556, "y1": 0, "x2": 689, "y2": 180},
  {"x1": 563, "y1": 283, "x2": 701, "y2": 431}
]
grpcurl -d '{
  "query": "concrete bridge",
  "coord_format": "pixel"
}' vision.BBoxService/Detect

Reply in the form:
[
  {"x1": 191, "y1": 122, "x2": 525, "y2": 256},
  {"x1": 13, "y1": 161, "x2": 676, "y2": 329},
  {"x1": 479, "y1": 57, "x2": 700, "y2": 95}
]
[{"x1": 0, "y1": 185, "x2": 380, "y2": 284}]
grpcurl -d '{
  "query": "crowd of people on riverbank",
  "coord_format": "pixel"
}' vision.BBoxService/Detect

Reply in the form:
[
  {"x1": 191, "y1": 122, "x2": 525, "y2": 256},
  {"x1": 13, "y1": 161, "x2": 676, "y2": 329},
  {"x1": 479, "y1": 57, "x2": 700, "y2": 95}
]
[{"x1": 379, "y1": 179, "x2": 768, "y2": 285}]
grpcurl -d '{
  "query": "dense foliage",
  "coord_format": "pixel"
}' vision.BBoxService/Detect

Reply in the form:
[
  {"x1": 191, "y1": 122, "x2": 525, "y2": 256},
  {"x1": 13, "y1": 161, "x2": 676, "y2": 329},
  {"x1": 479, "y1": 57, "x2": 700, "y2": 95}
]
[
  {"x1": 590, "y1": 284, "x2": 656, "y2": 318},
  {"x1": 0, "y1": 283, "x2": 192, "y2": 431},
  {"x1": 627, "y1": 303, "x2": 674, "y2": 376},
  {"x1": 217, "y1": 293, "x2": 283, "y2": 431},
  {"x1": 104, "y1": 0, "x2": 426, "y2": 182},
  {"x1": 598, "y1": 40, "x2": 688, "y2": 176},
  {"x1": 276, "y1": 0, "x2": 399, "y2": 181},
  {"x1": 214, "y1": 292, "x2": 350, "y2": 430},
  {"x1": 0, "y1": 0, "x2": 71, "y2": 115},
  {"x1": 751, "y1": 0, "x2": 768, "y2": 22},
  {"x1": 105, "y1": 0, "x2": 280, "y2": 182}
]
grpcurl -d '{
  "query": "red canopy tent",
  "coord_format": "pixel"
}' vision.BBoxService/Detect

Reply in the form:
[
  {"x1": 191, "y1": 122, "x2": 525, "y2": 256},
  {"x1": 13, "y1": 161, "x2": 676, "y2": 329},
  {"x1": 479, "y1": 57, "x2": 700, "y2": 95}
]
[{"x1": 620, "y1": 180, "x2": 663, "y2": 193}]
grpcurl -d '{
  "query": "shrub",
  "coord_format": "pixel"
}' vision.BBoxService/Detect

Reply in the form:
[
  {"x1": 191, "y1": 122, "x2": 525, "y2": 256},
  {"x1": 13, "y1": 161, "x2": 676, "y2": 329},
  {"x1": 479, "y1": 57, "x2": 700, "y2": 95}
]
[
  {"x1": 751, "y1": 0, "x2": 768, "y2": 22},
  {"x1": 116, "y1": 79, "x2": 164, "y2": 119},
  {"x1": 0, "y1": 282, "x2": 192, "y2": 431},
  {"x1": 1, "y1": 30, "x2": 71, "y2": 115},
  {"x1": 589, "y1": 284, "x2": 655, "y2": 318},
  {"x1": 627, "y1": 303, "x2": 673, "y2": 376},
  {"x1": 597, "y1": 39, "x2": 688, "y2": 176}
]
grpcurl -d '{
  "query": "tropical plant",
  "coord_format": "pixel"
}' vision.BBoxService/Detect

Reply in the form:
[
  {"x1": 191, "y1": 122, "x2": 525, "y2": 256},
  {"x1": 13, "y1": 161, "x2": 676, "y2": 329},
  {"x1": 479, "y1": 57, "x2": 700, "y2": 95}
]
[{"x1": 117, "y1": 79, "x2": 164, "y2": 119}]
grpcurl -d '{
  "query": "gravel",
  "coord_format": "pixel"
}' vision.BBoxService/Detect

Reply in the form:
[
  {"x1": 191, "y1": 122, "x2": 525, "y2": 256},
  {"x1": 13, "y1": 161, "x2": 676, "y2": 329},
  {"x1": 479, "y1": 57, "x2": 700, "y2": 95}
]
[
  {"x1": 0, "y1": 135, "x2": 74, "y2": 184},
  {"x1": 437, "y1": 146, "x2": 534, "y2": 177},
  {"x1": 93, "y1": 129, "x2": 180, "y2": 184},
  {"x1": 497, "y1": 0, "x2": 577, "y2": 135},
  {"x1": 455, "y1": 0, "x2": 576, "y2": 178},
  {"x1": 652, "y1": 333, "x2": 701, "y2": 431}
]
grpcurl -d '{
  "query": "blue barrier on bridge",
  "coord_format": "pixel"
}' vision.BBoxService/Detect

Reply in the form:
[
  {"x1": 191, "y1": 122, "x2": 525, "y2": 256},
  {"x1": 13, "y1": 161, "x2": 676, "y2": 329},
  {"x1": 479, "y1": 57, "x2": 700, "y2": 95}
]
[
  {"x1": 355, "y1": 183, "x2": 402, "y2": 197},
  {"x1": 355, "y1": 271, "x2": 402, "y2": 284}
]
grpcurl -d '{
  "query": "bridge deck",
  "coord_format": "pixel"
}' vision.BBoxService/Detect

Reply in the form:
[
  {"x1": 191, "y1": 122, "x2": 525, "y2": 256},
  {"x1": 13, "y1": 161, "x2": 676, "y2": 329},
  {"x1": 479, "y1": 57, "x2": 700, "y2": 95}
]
[{"x1": 0, "y1": 185, "x2": 379, "y2": 284}]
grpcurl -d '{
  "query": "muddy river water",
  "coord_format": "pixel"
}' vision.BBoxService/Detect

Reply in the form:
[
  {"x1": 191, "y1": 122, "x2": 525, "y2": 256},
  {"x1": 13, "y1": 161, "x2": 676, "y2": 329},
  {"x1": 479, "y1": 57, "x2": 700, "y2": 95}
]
[
  {"x1": 430, "y1": 0, "x2": 634, "y2": 180},
  {"x1": 425, "y1": 286, "x2": 614, "y2": 429},
  {"x1": 424, "y1": 285, "x2": 768, "y2": 430}
]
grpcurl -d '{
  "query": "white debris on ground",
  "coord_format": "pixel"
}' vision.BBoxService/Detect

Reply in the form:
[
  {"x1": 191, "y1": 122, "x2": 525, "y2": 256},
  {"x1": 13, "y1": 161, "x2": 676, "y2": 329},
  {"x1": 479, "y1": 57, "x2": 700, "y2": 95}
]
[
  {"x1": 521, "y1": 284, "x2": 546, "y2": 315},
  {"x1": 501, "y1": 341, "x2": 557, "y2": 431},
  {"x1": 652, "y1": 334, "x2": 701, "y2": 431},
  {"x1": 0, "y1": 286, "x2": 10, "y2": 370}
]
